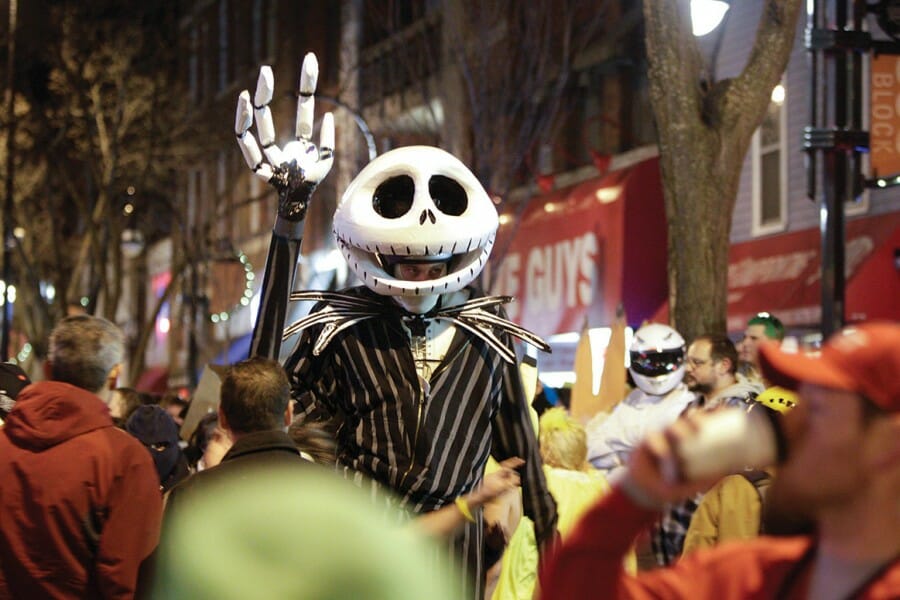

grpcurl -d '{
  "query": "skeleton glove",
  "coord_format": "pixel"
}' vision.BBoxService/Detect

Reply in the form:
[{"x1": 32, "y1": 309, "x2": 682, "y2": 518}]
[{"x1": 235, "y1": 52, "x2": 334, "y2": 229}]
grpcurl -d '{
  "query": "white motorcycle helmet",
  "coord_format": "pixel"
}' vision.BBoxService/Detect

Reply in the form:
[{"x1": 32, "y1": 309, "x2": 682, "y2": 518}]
[{"x1": 629, "y1": 323, "x2": 686, "y2": 396}]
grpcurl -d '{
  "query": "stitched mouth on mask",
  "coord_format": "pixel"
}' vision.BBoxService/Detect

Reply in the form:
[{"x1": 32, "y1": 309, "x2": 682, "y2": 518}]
[{"x1": 335, "y1": 234, "x2": 493, "y2": 291}]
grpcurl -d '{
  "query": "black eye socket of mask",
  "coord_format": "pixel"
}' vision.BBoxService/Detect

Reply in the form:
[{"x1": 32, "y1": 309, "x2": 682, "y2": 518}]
[
  {"x1": 372, "y1": 175, "x2": 415, "y2": 219},
  {"x1": 428, "y1": 175, "x2": 468, "y2": 216}
]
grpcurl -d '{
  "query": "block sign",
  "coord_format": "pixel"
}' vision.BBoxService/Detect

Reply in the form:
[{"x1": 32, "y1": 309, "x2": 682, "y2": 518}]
[{"x1": 871, "y1": 54, "x2": 900, "y2": 177}]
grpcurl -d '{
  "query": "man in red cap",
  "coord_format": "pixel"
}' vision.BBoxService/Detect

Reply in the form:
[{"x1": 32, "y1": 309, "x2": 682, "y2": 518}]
[{"x1": 539, "y1": 321, "x2": 900, "y2": 599}]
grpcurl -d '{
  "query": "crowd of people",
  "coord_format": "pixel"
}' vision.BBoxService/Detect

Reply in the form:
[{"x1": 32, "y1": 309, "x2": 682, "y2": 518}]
[
  {"x1": 0, "y1": 311, "x2": 896, "y2": 598},
  {"x1": 540, "y1": 319, "x2": 900, "y2": 599},
  {"x1": 1, "y1": 49, "x2": 897, "y2": 598}
]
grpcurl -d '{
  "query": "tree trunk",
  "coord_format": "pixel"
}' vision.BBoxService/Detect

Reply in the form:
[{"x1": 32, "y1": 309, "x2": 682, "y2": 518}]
[
  {"x1": 643, "y1": 0, "x2": 801, "y2": 342},
  {"x1": 128, "y1": 257, "x2": 186, "y2": 387},
  {"x1": 662, "y1": 141, "x2": 742, "y2": 341}
]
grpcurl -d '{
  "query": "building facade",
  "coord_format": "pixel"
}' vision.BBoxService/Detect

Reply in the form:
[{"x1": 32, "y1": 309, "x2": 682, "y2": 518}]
[
  {"x1": 161, "y1": 1, "x2": 342, "y2": 385},
  {"x1": 708, "y1": 1, "x2": 900, "y2": 335},
  {"x1": 159, "y1": 1, "x2": 900, "y2": 387}
]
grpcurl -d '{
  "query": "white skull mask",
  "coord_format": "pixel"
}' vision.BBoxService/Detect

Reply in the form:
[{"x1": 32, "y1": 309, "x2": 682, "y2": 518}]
[{"x1": 333, "y1": 146, "x2": 498, "y2": 297}]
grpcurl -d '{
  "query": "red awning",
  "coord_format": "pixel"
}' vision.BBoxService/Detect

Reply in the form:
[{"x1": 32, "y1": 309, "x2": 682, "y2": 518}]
[
  {"x1": 845, "y1": 218, "x2": 900, "y2": 322},
  {"x1": 489, "y1": 156, "x2": 668, "y2": 337},
  {"x1": 652, "y1": 211, "x2": 900, "y2": 331}
]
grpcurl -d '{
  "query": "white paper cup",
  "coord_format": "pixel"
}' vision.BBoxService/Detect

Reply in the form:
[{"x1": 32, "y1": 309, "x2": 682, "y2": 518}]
[{"x1": 661, "y1": 406, "x2": 782, "y2": 484}]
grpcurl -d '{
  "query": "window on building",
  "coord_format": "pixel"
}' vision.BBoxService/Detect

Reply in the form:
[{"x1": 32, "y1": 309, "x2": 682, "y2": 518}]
[
  {"x1": 249, "y1": 174, "x2": 262, "y2": 234},
  {"x1": 217, "y1": 151, "x2": 229, "y2": 241},
  {"x1": 252, "y1": 0, "x2": 264, "y2": 62},
  {"x1": 187, "y1": 169, "x2": 199, "y2": 229},
  {"x1": 188, "y1": 26, "x2": 199, "y2": 104},
  {"x1": 363, "y1": 0, "x2": 427, "y2": 48},
  {"x1": 216, "y1": 152, "x2": 227, "y2": 196},
  {"x1": 751, "y1": 83, "x2": 787, "y2": 235},
  {"x1": 266, "y1": 0, "x2": 277, "y2": 60},
  {"x1": 218, "y1": 0, "x2": 230, "y2": 92},
  {"x1": 200, "y1": 20, "x2": 211, "y2": 102},
  {"x1": 199, "y1": 167, "x2": 211, "y2": 231}
]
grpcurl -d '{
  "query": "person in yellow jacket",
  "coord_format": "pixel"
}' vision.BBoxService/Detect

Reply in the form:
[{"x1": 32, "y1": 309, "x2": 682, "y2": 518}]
[
  {"x1": 682, "y1": 387, "x2": 797, "y2": 555},
  {"x1": 492, "y1": 408, "x2": 635, "y2": 600}
]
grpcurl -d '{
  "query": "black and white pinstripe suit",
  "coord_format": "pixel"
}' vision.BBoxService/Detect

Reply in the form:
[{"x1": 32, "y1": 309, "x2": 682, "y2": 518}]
[
  {"x1": 251, "y1": 222, "x2": 557, "y2": 596},
  {"x1": 283, "y1": 286, "x2": 558, "y2": 597}
]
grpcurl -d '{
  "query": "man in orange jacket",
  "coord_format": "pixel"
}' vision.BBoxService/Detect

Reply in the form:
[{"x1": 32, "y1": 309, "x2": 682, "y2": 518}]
[{"x1": 540, "y1": 321, "x2": 900, "y2": 599}]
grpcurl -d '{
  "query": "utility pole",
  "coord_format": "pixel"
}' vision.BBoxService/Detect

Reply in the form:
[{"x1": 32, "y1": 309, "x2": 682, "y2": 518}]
[
  {"x1": 2, "y1": 0, "x2": 17, "y2": 361},
  {"x1": 805, "y1": 0, "x2": 900, "y2": 338}
]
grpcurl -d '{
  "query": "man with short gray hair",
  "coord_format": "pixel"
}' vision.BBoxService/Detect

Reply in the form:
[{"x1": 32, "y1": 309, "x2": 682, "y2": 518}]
[{"x1": 0, "y1": 315, "x2": 162, "y2": 599}]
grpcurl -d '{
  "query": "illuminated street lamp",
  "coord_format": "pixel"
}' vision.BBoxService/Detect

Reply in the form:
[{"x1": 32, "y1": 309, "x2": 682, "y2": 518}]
[
  {"x1": 692, "y1": 0, "x2": 730, "y2": 37},
  {"x1": 120, "y1": 198, "x2": 145, "y2": 259},
  {"x1": 0, "y1": 280, "x2": 15, "y2": 306},
  {"x1": 120, "y1": 228, "x2": 145, "y2": 259}
]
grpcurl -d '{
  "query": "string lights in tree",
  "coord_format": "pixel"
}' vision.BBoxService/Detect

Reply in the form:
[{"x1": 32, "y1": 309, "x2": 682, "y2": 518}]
[
  {"x1": 9, "y1": 342, "x2": 31, "y2": 365},
  {"x1": 209, "y1": 250, "x2": 256, "y2": 324}
]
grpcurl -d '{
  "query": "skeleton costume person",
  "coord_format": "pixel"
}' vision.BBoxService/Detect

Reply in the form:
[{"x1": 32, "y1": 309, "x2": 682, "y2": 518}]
[{"x1": 235, "y1": 53, "x2": 558, "y2": 597}]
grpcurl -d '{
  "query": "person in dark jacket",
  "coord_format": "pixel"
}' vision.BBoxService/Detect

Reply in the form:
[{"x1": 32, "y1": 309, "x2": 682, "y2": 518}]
[
  {"x1": 0, "y1": 315, "x2": 163, "y2": 599},
  {"x1": 126, "y1": 405, "x2": 192, "y2": 492},
  {"x1": 0, "y1": 361, "x2": 30, "y2": 424},
  {"x1": 164, "y1": 356, "x2": 308, "y2": 514},
  {"x1": 110, "y1": 386, "x2": 154, "y2": 428}
]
